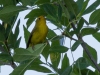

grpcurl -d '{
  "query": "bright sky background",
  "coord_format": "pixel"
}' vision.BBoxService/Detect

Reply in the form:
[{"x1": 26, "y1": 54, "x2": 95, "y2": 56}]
[{"x1": 0, "y1": 0, "x2": 100, "y2": 75}]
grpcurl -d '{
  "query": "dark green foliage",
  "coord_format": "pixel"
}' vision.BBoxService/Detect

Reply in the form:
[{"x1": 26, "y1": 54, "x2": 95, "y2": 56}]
[{"x1": 0, "y1": 0, "x2": 100, "y2": 75}]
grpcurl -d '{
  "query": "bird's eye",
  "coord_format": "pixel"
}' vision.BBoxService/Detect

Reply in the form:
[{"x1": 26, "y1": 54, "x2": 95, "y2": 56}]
[{"x1": 38, "y1": 18, "x2": 40, "y2": 20}]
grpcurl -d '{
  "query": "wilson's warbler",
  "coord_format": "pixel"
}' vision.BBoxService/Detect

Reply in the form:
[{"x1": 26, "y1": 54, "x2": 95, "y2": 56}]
[{"x1": 27, "y1": 16, "x2": 48, "y2": 48}]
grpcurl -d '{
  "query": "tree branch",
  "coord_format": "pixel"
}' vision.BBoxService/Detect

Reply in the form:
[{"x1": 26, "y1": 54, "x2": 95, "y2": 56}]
[
  {"x1": 4, "y1": 41, "x2": 17, "y2": 69},
  {"x1": 71, "y1": 23, "x2": 100, "y2": 72}
]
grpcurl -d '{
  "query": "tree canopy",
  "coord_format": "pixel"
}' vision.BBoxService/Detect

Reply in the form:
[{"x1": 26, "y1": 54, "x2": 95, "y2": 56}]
[{"x1": 0, "y1": 0, "x2": 100, "y2": 75}]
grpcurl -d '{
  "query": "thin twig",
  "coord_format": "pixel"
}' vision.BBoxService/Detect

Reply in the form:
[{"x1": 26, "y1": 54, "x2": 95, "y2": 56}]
[{"x1": 62, "y1": 32, "x2": 77, "y2": 41}]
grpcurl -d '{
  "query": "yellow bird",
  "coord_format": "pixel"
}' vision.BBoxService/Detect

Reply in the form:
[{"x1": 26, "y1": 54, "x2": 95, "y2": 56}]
[{"x1": 27, "y1": 16, "x2": 48, "y2": 48}]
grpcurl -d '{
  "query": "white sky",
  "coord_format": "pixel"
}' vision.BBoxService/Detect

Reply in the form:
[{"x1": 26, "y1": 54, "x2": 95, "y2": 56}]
[{"x1": 0, "y1": 0, "x2": 100, "y2": 75}]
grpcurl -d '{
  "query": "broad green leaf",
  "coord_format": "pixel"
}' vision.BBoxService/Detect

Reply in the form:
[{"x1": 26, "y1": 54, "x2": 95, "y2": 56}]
[
  {"x1": 58, "y1": 5, "x2": 62, "y2": 21},
  {"x1": 71, "y1": 41, "x2": 81, "y2": 51},
  {"x1": 76, "y1": 57, "x2": 90, "y2": 70},
  {"x1": 21, "y1": 0, "x2": 37, "y2": 6},
  {"x1": 31, "y1": 43, "x2": 46, "y2": 56},
  {"x1": 89, "y1": 9, "x2": 100, "y2": 24},
  {"x1": 51, "y1": 40, "x2": 60, "y2": 46},
  {"x1": 76, "y1": 17, "x2": 84, "y2": 34},
  {"x1": 81, "y1": 28, "x2": 98, "y2": 36},
  {"x1": 10, "y1": 64, "x2": 27, "y2": 75},
  {"x1": 47, "y1": 29, "x2": 57, "y2": 40},
  {"x1": 61, "y1": 54, "x2": 69, "y2": 72},
  {"x1": 50, "y1": 52, "x2": 60, "y2": 71},
  {"x1": 46, "y1": 15, "x2": 62, "y2": 28},
  {"x1": 14, "y1": 37, "x2": 21, "y2": 49},
  {"x1": 83, "y1": 43, "x2": 97, "y2": 68},
  {"x1": 14, "y1": 19, "x2": 20, "y2": 40},
  {"x1": 84, "y1": 0, "x2": 100, "y2": 15},
  {"x1": 25, "y1": 9, "x2": 46, "y2": 27},
  {"x1": 64, "y1": 0, "x2": 78, "y2": 16},
  {"x1": 92, "y1": 32, "x2": 100, "y2": 42},
  {"x1": 42, "y1": 4, "x2": 57, "y2": 19},
  {"x1": 0, "y1": 53, "x2": 12, "y2": 62},
  {"x1": 0, "y1": 5, "x2": 27, "y2": 15},
  {"x1": 77, "y1": 0, "x2": 89, "y2": 18},
  {"x1": 8, "y1": 31, "x2": 17, "y2": 48},
  {"x1": 35, "y1": 0, "x2": 50, "y2": 5},
  {"x1": 0, "y1": 5, "x2": 27, "y2": 23},
  {"x1": 61, "y1": 66, "x2": 72, "y2": 75},
  {"x1": 25, "y1": 9, "x2": 46, "y2": 18},
  {"x1": 0, "y1": 32, "x2": 5, "y2": 42},
  {"x1": 29, "y1": 64, "x2": 52, "y2": 73},
  {"x1": 0, "y1": 0, "x2": 15, "y2": 6},
  {"x1": 23, "y1": 25, "x2": 30, "y2": 44},
  {"x1": 14, "y1": 43, "x2": 46, "y2": 62},
  {"x1": 13, "y1": 48, "x2": 33, "y2": 62},
  {"x1": 42, "y1": 44, "x2": 50, "y2": 61},
  {"x1": 61, "y1": 16, "x2": 69, "y2": 26},
  {"x1": 50, "y1": 45, "x2": 68, "y2": 53},
  {"x1": 76, "y1": 0, "x2": 84, "y2": 13}
]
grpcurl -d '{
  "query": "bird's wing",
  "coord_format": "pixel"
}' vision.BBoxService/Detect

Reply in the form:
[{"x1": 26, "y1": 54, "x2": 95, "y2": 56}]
[{"x1": 26, "y1": 25, "x2": 37, "y2": 48}]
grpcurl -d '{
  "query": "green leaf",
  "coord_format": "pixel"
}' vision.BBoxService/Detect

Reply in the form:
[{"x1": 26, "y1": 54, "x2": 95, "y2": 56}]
[
  {"x1": 61, "y1": 66, "x2": 72, "y2": 75},
  {"x1": 64, "y1": 0, "x2": 78, "y2": 16},
  {"x1": 29, "y1": 64, "x2": 52, "y2": 73},
  {"x1": 42, "y1": 44, "x2": 50, "y2": 61},
  {"x1": 13, "y1": 48, "x2": 33, "y2": 62},
  {"x1": 31, "y1": 43, "x2": 46, "y2": 56},
  {"x1": 76, "y1": 0, "x2": 84, "y2": 13},
  {"x1": 76, "y1": 17, "x2": 84, "y2": 34},
  {"x1": 47, "y1": 29, "x2": 57, "y2": 40},
  {"x1": 0, "y1": 32, "x2": 5, "y2": 42},
  {"x1": 23, "y1": 25, "x2": 30, "y2": 44},
  {"x1": 14, "y1": 37, "x2": 21, "y2": 49},
  {"x1": 46, "y1": 15, "x2": 62, "y2": 28},
  {"x1": 25, "y1": 9, "x2": 46, "y2": 28},
  {"x1": 50, "y1": 45, "x2": 68, "y2": 53},
  {"x1": 42, "y1": 4, "x2": 57, "y2": 18},
  {"x1": 35, "y1": 0, "x2": 50, "y2": 5},
  {"x1": 0, "y1": 5, "x2": 27, "y2": 23},
  {"x1": 71, "y1": 41, "x2": 81, "y2": 51},
  {"x1": 58, "y1": 5, "x2": 62, "y2": 21},
  {"x1": 8, "y1": 31, "x2": 17, "y2": 48},
  {"x1": 25, "y1": 9, "x2": 46, "y2": 19},
  {"x1": 0, "y1": 5, "x2": 27, "y2": 15},
  {"x1": 76, "y1": 57, "x2": 90, "y2": 70},
  {"x1": 14, "y1": 19, "x2": 20, "y2": 40},
  {"x1": 50, "y1": 52, "x2": 60, "y2": 71},
  {"x1": 77, "y1": 0, "x2": 89, "y2": 18},
  {"x1": 61, "y1": 54, "x2": 69, "y2": 72},
  {"x1": 0, "y1": 0, "x2": 14, "y2": 6},
  {"x1": 10, "y1": 64, "x2": 27, "y2": 75},
  {"x1": 84, "y1": 0, "x2": 100, "y2": 15},
  {"x1": 61, "y1": 16, "x2": 69, "y2": 26},
  {"x1": 14, "y1": 43, "x2": 46, "y2": 62},
  {"x1": 81, "y1": 28, "x2": 98, "y2": 36},
  {"x1": 89, "y1": 9, "x2": 100, "y2": 24},
  {"x1": 0, "y1": 53, "x2": 12, "y2": 62},
  {"x1": 92, "y1": 32, "x2": 100, "y2": 42},
  {"x1": 21, "y1": 0, "x2": 37, "y2": 6},
  {"x1": 83, "y1": 43, "x2": 97, "y2": 68}
]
